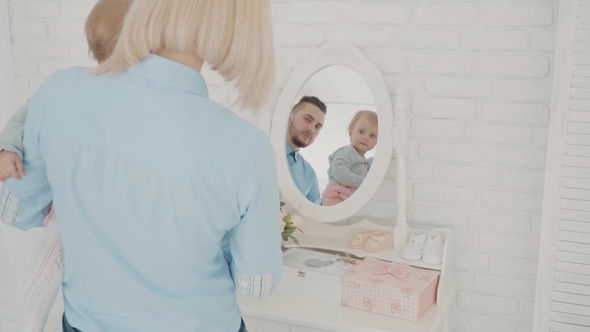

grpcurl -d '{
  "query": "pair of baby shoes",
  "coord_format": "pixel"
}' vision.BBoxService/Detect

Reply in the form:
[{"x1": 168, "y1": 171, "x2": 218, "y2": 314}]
[
  {"x1": 349, "y1": 230, "x2": 391, "y2": 253},
  {"x1": 401, "y1": 229, "x2": 444, "y2": 265}
]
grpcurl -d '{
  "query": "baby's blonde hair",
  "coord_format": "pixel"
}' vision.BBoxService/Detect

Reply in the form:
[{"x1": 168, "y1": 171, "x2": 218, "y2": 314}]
[
  {"x1": 85, "y1": 0, "x2": 132, "y2": 63},
  {"x1": 94, "y1": 0, "x2": 275, "y2": 111},
  {"x1": 348, "y1": 110, "x2": 378, "y2": 135}
]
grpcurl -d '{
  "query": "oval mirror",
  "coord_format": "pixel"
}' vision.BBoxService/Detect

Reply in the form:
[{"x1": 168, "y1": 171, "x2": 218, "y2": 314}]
[
  {"x1": 288, "y1": 65, "x2": 377, "y2": 206},
  {"x1": 269, "y1": 42, "x2": 393, "y2": 223}
]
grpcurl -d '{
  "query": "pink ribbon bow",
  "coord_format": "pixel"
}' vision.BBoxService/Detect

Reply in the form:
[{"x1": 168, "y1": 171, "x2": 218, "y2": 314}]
[{"x1": 372, "y1": 261, "x2": 409, "y2": 279}]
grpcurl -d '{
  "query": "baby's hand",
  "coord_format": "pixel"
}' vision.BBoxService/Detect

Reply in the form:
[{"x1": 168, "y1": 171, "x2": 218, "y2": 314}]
[
  {"x1": 0, "y1": 151, "x2": 25, "y2": 181},
  {"x1": 338, "y1": 193, "x2": 350, "y2": 201}
]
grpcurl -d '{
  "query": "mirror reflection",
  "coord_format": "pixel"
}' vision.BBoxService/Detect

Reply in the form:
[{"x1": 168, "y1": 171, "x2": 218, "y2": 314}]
[{"x1": 285, "y1": 65, "x2": 378, "y2": 206}]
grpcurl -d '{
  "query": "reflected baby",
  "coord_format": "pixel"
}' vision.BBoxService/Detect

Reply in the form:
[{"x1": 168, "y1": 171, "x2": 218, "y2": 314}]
[{"x1": 322, "y1": 110, "x2": 378, "y2": 206}]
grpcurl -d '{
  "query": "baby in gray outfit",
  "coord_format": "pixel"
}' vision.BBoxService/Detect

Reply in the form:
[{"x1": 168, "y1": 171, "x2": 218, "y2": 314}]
[{"x1": 322, "y1": 111, "x2": 378, "y2": 206}]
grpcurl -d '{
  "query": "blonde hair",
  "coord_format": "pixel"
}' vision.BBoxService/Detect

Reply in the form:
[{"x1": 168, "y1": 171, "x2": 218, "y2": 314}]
[
  {"x1": 348, "y1": 110, "x2": 378, "y2": 135},
  {"x1": 85, "y1": 0, "x2": 132, "y2": 62},
  {"x1": 94, "y1": 0, "x2": 276, "y2": 111}
]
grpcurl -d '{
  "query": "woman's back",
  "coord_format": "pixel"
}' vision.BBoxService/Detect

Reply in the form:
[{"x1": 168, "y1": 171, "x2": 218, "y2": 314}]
[{"x1": 30, "y1": 55, "x2": 281, "y2": 331}]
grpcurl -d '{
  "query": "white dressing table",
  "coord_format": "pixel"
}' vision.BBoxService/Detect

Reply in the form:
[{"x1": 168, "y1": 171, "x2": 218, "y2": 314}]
[
  {"x1": 238, "y1": 285, "x2": 455, "y2": 332},
  {"x1": 251, "y1": 41, "x2": 455, "y2": 332},
  {"x1": 238, "y1": 219, "x2": 456, "y2": 332}
]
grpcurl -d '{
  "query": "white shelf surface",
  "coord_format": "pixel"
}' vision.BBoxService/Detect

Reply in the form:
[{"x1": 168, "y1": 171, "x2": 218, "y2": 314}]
[{"x1": 282, "y1": 233, "x2": 443, "y2": 271}]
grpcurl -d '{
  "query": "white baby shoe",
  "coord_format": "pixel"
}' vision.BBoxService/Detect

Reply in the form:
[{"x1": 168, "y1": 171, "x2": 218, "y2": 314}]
[
  {"x1": 422, "y1": 231, "x2": 444, "y2": 265},
  {"x1": 401, "y1": 229, "x2": 427, "y2": 261}
]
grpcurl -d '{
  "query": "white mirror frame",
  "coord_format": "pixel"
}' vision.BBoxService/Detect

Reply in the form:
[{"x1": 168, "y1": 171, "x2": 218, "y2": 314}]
[{"x1": 267, "y1": 41, "x2": 395, "y2": 223}]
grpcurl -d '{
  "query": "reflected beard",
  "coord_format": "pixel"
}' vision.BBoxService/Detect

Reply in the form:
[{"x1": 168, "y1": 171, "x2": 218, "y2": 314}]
[
  {"x1": 288, "y1": 123, "x2": 311, "y2": 148},
  {"x1": 292, "y1": 135, "x2": 309, "y2": 148}
]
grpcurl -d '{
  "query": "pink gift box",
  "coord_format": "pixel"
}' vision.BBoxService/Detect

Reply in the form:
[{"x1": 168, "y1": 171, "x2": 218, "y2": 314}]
[{"x1": 341, "y1": 257, "x2": 440, "y2": 322}]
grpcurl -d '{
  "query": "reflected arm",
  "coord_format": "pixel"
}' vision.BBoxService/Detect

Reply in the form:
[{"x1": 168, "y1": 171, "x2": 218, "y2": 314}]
[
  {"x1": 330, "y1": 149, "x2": 364, "y2": 188},
  {"x1": 307, "y1": 172, "x2": 324, "y2": 205}
]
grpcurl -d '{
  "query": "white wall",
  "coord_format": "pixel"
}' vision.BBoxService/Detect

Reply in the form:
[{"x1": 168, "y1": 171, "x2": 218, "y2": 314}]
[{"x1": 0, "y1": 0, "x2": 559, "y2": 331}]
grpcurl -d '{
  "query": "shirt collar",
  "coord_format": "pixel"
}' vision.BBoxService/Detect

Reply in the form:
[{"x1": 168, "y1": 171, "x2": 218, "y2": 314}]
[
  {"x1": 286, "y1": 143, "x2": 299, "y2": 163},
  {"x1": 127, "y1": 54, "x2": 209, "y2": 98}
]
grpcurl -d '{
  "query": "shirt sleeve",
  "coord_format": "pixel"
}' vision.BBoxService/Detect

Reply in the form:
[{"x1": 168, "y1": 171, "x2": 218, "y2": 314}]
[
  {"x1": 330, "y1": 148, "x2": 365, "y2": 188},
  {"x1": 305, "y1": 166, "x2": 324, "y2": 205},
  {"x1": 1, "y1": 78, "x2": 52, "y2": 230},
  {"x1": 230, "y1": 133, "x2": 282, "y2": 298},
  {"x1": 0, "y1": 102, "x2": 29, "y2": 159},
  {"x1": 306, "y1": 171, "x2": 324, "y2": 205}
]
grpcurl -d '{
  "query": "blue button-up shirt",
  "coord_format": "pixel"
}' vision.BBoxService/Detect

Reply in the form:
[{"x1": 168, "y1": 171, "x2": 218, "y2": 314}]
[
  {"x1": 1, "y1": 55, "x2": 282, "y2": 332},
  {"x1": 286, "y1": 143, "x2": 323, "y2": 205}
]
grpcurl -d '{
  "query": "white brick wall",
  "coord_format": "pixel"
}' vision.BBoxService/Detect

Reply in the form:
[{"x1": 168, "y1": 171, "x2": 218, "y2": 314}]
[
  {"x1": 462, "y1": 30, "x2": 531, "y2": 51},
  {"x1": 412, "y1": 5, "x2": 478, "y2": 26},
  {"x1": 0, "y1": 0, "x2": 560, "y2": 331},
  {"x1": 482, "y1": 102, "x2": 550, "y2": 125},
  {"x1": 395, "y1": 29, "x2": 459, "y2": 49},
  {"x1": 344, "y1": 5, "x2": 408, "y2": 24},
  {"x1": 410, "y1": 54, "x2": 476, "y2": 75},
  {"x1": 425, "y1": 77, "x2": 493, "y2": 98},
  {"x1": 412, "y1": 97, "x2": 476, "y2": 119}
]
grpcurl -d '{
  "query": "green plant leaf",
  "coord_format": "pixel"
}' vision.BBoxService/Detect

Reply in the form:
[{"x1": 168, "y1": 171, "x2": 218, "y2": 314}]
[
  {"x1": 282, "y1": 234, "x2": 288, "y2": 241},
  {"x1": 288, "y1": 235, "x2": 300, "y2": 246},
  {"x1": 280, "y1": 201, "x2": 286, "y2": 207}
]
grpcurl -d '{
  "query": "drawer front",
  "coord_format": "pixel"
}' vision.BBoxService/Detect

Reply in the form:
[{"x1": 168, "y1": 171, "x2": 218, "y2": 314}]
[
  {"x1": 290, "y1": 325, "x2": 334, "y2": 332},
  {"x1": 242, "y1": 316, "x2": 289, "y2": 332},
  {"x1": 278, "y1": 270, "x2": 341, "y2": 305}
]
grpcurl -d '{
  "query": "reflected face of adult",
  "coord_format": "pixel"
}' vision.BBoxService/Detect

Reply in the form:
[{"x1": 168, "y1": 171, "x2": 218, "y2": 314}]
[{"x1": 287, "y1": 103, "x2": 325, "y2": 149}]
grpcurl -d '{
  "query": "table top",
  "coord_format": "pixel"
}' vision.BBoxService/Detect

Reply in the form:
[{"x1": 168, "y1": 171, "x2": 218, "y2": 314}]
[{"x1": 237, "y1": 283, "x2": 456, "y2": 332}]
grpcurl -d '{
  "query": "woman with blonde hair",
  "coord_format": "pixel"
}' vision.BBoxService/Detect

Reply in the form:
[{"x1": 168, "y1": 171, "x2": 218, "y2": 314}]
[{"x1": 1, "y1": 1, "x2": 281, "y2": 331}]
